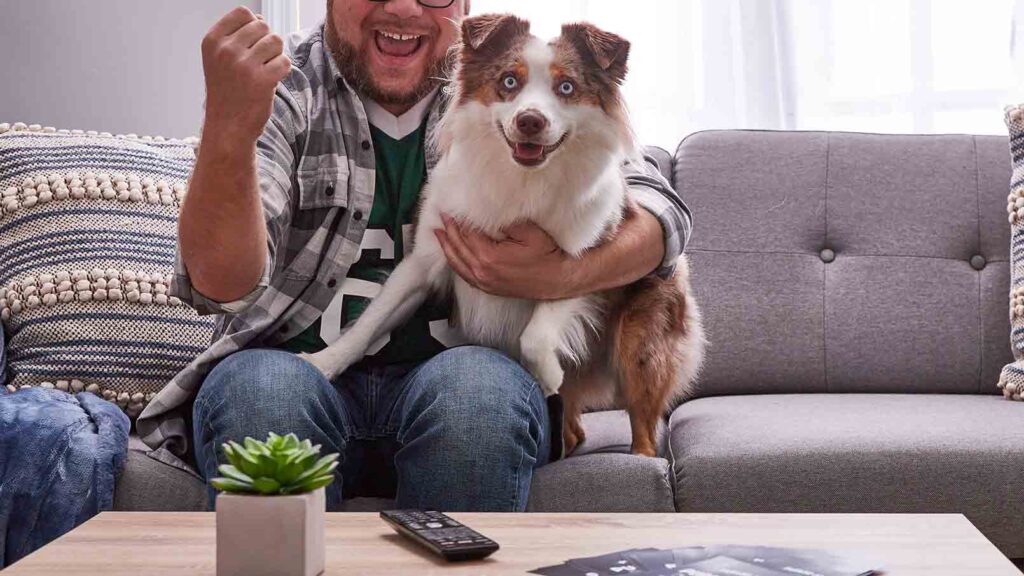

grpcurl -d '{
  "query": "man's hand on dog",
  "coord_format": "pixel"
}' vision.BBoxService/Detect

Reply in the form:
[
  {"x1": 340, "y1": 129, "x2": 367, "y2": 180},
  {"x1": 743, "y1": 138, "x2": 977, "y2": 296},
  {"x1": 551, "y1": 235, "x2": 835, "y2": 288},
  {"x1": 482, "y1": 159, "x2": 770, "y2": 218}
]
[
  {"x1": 434, "y1": 214, "x2": 580, "y2": 300},
  {"x1": 201, "y1": 7, "x2": 291, "y2": 143}
]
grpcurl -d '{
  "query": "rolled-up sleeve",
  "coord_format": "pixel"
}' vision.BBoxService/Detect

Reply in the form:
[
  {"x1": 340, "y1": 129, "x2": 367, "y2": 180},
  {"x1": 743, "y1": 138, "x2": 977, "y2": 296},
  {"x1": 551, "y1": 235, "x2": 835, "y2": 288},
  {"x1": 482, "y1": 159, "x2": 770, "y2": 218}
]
[
  {"x1": 170, "y1": 86, "x2": 303, "y2": 316},
  {"x1": 624, "y1": 151, "x2": 693, "y2": 279}
]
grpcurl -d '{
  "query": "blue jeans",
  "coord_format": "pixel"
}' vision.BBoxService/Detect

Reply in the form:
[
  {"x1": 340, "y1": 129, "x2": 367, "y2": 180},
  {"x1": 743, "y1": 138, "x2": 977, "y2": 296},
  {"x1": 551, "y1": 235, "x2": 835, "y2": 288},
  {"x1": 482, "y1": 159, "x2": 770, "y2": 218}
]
[{"x1": 192, "y1": 346, "x2": 551, "y2": 512}]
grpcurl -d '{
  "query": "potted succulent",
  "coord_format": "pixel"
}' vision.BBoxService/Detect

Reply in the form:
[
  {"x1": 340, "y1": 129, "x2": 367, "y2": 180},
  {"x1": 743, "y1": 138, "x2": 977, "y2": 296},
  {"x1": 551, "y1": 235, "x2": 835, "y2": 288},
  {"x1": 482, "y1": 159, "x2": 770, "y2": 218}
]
[{"x1": 213, "y1": 432, "x2": 339, "y2": 576}]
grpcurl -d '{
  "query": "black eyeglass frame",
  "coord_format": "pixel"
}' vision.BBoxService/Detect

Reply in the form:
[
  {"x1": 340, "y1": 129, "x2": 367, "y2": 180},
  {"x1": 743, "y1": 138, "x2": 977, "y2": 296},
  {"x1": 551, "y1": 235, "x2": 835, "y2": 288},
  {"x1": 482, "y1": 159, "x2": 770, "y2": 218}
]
[{"x1": 368, "y1": 0, "x2": 457, "y2": 8}]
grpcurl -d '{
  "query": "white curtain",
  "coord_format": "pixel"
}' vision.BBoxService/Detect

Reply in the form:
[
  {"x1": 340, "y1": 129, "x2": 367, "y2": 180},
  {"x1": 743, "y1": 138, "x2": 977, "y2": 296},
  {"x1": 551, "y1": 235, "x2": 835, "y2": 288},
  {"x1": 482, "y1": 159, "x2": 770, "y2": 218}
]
[{"x1": 294, "y1": 0, "x2": 1021, "y2": 150}]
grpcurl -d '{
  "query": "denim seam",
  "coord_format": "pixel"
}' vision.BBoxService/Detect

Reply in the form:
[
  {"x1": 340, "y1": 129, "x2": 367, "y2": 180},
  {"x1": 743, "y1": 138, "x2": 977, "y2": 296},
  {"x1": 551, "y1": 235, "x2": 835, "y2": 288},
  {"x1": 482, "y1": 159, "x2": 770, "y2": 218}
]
[
  {"x1": 192, "y1": 389, "x2": 227, "y2": 481},
  {"x1": 511, "y1": 376, "x2": 543, "y2": 512}
]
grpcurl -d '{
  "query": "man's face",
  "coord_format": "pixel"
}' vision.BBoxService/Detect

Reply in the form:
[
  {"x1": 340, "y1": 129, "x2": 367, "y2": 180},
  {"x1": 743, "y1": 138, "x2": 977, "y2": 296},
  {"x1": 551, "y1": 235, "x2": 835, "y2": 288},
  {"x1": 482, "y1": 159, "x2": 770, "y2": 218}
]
[{"x1": 326, "y1": 0, "x2": 467, "y2": 108}]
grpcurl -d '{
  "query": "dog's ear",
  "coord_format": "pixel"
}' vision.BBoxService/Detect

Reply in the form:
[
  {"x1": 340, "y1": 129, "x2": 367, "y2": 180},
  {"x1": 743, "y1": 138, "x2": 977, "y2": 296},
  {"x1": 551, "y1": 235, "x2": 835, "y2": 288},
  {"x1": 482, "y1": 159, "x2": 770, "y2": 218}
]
[
  {"x1": 461, "y1": 13, "x2": 530, "y2": 52},
  {"x1": 561, "y1": 22, "x2": 630, "y2": 83}
]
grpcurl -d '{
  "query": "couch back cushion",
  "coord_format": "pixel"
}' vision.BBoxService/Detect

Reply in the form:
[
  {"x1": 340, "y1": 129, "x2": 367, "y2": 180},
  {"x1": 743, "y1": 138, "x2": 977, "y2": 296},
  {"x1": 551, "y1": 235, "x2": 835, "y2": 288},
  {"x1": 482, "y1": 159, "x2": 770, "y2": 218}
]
[
  {"x1": 0, "y1": 123, "x2": 214, "y2": 417},
  {"x1": 676, "y1": 130, "x2": 1013, "y2": 396}
]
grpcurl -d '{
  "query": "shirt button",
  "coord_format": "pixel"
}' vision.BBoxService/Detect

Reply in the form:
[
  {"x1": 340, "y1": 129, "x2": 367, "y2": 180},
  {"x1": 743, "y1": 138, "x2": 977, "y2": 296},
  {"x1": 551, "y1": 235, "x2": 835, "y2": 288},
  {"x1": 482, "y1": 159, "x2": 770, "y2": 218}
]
[
  {"x1": 353, "y1": 210, "x2": 364, "y2": 221},
  {"x1": 325, "y1": 184, "x2": 334, "y2": 196},
  {"x1": 361, "y1": 140, "x2": 371, "y2": 151},
  {"x1": 327, "y1": 278, "x2": 337, "y2": 288}
]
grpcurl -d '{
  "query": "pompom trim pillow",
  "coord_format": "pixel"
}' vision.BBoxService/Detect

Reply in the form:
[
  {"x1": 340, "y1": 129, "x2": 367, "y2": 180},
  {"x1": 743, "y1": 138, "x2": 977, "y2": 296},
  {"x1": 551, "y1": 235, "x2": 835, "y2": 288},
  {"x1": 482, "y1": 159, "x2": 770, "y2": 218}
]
[{"x1": 0, "y1": 122, "x2": 213, "y2": 418}]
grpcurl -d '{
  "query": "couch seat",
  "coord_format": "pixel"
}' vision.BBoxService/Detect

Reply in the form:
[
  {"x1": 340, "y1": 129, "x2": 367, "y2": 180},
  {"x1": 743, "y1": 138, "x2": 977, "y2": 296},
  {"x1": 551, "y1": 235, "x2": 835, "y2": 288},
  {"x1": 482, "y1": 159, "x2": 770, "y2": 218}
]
[
  {"x1": 669, "y1": 393, "x2": 1024, "y2": 556},
  {"x1": 114, "y1": 410, "x2": 676, "y2": 513}
]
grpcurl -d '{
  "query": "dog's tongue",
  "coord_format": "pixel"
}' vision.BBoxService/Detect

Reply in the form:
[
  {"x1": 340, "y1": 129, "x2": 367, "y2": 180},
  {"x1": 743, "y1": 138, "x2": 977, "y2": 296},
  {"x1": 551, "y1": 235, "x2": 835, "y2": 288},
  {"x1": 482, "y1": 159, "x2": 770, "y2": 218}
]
[
  {"x1": 514, "y1": 143, "x2": 545, "y2": 161},
  {"x1": 376, "y1": 32, "x2": 420, "y2": 57}
]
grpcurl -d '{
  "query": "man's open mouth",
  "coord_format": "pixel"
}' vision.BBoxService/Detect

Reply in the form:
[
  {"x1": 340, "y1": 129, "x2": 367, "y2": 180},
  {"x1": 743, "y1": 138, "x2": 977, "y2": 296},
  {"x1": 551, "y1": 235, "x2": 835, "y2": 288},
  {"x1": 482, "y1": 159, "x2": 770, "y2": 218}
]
[
  {"x1": 500, "y1": 124, "x2": 568, "y2": 167},
  {"x1": 374, "y1": 29, "x2": 426, "y2": 60}
]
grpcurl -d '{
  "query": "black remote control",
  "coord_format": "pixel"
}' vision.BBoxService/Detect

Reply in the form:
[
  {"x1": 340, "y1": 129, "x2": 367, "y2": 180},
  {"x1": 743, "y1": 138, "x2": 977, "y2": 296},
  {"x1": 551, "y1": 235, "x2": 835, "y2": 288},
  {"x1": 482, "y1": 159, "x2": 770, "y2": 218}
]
[{"x1": 380, "y1": 509, "x2": 499, "y2": 561}]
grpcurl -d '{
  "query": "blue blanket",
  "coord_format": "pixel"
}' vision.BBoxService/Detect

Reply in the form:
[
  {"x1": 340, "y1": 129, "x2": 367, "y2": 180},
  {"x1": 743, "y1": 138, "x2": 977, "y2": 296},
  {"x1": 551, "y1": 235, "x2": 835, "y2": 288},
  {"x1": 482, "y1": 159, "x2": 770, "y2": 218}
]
[{"x1": 0, "y1": 387, "x2": 129, "y2": 567}]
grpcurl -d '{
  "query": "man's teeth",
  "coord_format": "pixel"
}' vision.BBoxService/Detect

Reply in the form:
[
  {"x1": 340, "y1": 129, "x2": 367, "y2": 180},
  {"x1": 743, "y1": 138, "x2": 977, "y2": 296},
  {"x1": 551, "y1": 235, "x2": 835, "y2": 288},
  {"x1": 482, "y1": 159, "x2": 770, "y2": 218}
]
[{"x1": 380, "y1": 31, "x2": 421, "y2": 41}]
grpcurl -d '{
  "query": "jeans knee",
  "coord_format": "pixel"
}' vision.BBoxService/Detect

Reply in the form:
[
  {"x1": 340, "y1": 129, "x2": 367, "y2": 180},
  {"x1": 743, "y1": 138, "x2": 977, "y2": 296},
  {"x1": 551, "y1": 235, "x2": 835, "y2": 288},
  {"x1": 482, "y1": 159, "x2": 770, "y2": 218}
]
[
  {"x1": 400, "y1": 346, "x2": 547, "y2": 447},
  {"x1": 193, "y1": 349, "x2": 331, "y2": 433},
  {"x1": 413, "y1": 346, "x2": 541, "y2": 411}
]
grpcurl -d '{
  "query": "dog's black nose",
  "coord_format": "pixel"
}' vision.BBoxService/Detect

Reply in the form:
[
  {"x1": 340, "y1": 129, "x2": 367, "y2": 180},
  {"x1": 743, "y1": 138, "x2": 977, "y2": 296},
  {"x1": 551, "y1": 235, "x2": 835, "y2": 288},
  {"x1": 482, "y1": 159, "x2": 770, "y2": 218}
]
[{"x1": 515, "y1": 110, "x2": 548, "y2": 137}]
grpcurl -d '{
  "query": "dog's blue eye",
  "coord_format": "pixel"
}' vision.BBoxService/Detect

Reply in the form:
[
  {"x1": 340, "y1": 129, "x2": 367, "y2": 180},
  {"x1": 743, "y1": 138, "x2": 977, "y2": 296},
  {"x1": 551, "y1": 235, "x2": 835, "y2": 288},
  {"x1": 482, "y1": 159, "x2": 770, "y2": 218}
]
[
  {"x1": 558, "y1": 81, "x2": 575, "y2": 96},
  {"x1": 502, "y1": 75, "x2": 518, "y2": 90}
]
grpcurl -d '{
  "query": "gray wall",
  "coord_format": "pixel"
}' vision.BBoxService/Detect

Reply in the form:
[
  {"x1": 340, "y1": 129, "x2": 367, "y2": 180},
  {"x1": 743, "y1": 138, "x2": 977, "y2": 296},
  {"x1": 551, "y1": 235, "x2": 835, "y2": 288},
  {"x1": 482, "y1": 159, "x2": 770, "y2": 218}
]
[{"x1": 0, "y1": 0, "x2": 260, "y2": 139}]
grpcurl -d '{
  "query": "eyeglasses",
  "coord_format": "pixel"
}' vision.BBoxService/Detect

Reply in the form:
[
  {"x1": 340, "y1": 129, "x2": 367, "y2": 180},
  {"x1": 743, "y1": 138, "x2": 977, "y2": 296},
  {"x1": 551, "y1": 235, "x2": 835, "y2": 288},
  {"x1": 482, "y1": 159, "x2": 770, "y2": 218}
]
[{"x1": 369, "y1": 0, "x2": 457, "y2": 8}]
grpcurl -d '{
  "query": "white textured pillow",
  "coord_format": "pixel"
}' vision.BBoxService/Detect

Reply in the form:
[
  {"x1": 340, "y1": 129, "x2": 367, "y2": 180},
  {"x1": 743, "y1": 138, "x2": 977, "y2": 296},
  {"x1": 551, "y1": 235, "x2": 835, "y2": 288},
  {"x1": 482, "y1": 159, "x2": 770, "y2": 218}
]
[{"x1": 0, "y1": 122, "x2": 214, "y2": 417}]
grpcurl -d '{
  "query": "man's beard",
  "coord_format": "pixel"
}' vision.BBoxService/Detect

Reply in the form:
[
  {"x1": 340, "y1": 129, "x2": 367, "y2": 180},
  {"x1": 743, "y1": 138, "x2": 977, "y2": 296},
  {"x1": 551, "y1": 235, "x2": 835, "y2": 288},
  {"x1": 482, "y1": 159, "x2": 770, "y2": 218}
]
[{"x1": 324, "y1": 13, "x2": 448, "y2": 108}]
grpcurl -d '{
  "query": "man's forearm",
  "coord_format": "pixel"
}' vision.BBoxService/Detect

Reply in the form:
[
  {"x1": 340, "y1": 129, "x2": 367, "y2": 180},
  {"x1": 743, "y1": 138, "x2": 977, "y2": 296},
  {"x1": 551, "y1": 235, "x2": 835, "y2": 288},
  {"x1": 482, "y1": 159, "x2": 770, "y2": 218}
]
[
  {"x1": 565, "y1": 207, "x2": 665, "y2": 298},
  {"x1": 179, "y1": 128, "x2": 267, "y2": 303}
]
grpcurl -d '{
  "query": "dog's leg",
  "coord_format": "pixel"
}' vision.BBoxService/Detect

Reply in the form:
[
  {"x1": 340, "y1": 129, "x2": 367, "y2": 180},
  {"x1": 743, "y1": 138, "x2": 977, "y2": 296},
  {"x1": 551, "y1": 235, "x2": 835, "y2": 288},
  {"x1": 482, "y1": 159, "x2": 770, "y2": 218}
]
[
  {"x1": 613, "y1": 278, "x2": 690, "y2": 458},
  {"x1": 300, "y1": 254, "x2": 437, "y2": 379},
  {"x1": 518, "y1": 297, "x2": 599, "y2": 397},
  {"x1": 559, "y1": 372, "x2": 587, "y2": 455}
]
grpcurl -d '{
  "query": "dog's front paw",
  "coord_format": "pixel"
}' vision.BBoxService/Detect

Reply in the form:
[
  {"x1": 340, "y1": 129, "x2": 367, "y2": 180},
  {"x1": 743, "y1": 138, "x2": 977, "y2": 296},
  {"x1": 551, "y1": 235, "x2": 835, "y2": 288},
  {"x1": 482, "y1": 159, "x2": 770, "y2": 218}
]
[{"x1": 297, "y1": 350, "x2": 350, "y2": 381}]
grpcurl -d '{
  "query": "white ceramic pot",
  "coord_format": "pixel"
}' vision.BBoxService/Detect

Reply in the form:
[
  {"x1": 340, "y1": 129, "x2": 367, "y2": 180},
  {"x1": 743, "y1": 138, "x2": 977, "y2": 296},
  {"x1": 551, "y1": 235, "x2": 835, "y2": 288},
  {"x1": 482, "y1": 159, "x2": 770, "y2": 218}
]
[{"x1": 216, "y1": 487, "x2": 325, "y2": 576}]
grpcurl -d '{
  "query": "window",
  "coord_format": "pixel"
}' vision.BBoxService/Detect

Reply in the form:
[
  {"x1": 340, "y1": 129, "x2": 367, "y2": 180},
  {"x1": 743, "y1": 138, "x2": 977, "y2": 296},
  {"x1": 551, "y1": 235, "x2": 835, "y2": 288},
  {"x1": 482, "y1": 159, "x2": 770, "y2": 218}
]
[{"x1": 288, "y1": 0, "x2": 1020, "y2": 149}]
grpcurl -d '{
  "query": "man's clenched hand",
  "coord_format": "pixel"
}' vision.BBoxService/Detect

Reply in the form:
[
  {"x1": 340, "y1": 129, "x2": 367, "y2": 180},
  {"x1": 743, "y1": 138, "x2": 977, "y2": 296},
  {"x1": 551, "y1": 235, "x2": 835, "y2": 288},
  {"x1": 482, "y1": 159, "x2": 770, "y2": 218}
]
[{"x1": 201, "y1": 6, "x2": 291, "y2": 142}]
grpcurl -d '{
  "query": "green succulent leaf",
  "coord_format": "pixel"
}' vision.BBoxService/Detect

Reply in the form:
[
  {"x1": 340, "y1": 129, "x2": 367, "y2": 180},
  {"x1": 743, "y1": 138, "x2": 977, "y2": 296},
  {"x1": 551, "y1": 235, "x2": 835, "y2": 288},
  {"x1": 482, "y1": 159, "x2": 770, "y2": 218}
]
[
  {"x1": 289, "y1": 454, "x2": 339, "y2": 486},
  {"x1": 222, "y1": 444, "x2": 241, "y2": 469},
  {"x1": 252, "y1": 477, "x2": 282, "y2": 494},
  {"x1": 277, "y1": 461, "x2": 306, "y2": 485},
  {"x1": 244, "y1": 437, "x2": 272, "y2": 458},
  {"x1": 226, "y1": 440, "x2": 262, "y2": 478},
  {"x1": 217, "y1": 464, "x2": 254, "y2": 485},
  {"x1": 212, "y1": 477, "x2": 255, "y2": 493},
  {"x1": 287, "y1": 474, "x2": 335, "y2": 494},
  {"x1": 267, "y1": 433, "x2": 284, "y2": 451},
  {"x1": 283, "y1": 433, "x2": 300, "y2": 450}
]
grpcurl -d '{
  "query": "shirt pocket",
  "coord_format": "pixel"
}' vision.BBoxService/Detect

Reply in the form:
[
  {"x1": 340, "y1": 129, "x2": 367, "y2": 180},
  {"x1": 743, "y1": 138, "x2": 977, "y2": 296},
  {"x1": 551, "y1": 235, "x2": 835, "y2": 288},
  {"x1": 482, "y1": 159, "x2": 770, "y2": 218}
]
[{"x1": 296, "y1": 155, "x2": 350, "y2": 212}]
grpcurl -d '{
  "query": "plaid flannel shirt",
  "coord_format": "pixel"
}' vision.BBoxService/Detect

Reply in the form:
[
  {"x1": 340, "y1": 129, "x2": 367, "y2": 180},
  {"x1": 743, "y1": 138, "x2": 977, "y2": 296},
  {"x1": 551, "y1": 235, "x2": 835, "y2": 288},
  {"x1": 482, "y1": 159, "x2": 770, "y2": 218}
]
[{"x1": 136, "y1": 25, "x2": 693, "y2": 463}]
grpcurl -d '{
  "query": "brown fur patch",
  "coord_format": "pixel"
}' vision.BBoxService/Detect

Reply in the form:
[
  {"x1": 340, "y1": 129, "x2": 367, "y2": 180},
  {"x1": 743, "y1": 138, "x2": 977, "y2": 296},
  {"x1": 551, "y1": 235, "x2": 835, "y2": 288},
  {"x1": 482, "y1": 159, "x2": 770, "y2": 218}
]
[
  {"x1": 457, "y1": 14, "x2": 532, "y2": 106},
  {"x1": 549, "y1": 23, "x2": 630, "y2": 116}
]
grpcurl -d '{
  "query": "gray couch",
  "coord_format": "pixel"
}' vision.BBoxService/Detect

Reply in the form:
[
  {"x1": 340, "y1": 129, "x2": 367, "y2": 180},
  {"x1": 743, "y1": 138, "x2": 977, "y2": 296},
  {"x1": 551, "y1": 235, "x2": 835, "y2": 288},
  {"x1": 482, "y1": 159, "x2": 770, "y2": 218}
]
[{"x1": 112, "y1": 130, "x2": 1024, "y2": 560}]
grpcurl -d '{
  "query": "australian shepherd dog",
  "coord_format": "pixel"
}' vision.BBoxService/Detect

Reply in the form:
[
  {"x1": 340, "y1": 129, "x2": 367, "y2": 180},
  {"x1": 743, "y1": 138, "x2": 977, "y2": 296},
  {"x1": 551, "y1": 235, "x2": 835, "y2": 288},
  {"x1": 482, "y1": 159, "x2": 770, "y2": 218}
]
[{"x1": 302, "y1": 14, "x2": 705, "y2": 457}]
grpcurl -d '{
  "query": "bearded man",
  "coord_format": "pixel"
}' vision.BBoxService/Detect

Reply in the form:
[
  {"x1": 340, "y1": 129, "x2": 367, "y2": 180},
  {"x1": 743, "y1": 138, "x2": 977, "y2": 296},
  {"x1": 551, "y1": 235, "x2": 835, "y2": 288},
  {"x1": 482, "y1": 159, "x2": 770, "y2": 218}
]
[{"x1": 136, "y1": 0, "x2": 692, "y2": 511}]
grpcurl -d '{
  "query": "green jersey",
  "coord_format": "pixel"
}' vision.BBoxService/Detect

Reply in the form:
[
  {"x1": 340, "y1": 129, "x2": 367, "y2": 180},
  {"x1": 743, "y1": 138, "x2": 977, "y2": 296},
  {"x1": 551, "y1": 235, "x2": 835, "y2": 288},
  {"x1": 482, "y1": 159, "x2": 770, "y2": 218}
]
[{"x1": 278, "y1": 105, "x2": 451, "y2": 365}]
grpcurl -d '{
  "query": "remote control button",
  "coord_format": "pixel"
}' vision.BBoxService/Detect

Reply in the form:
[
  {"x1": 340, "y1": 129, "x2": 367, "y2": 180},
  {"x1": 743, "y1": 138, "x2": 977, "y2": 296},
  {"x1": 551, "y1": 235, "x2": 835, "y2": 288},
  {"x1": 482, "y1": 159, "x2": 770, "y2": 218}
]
[
  {"x1": 407, "y1": 523, "x2": 423, "y2": 530},
  {"x1": 426, "y1": 522, "x2": 443, "y2": 528}
]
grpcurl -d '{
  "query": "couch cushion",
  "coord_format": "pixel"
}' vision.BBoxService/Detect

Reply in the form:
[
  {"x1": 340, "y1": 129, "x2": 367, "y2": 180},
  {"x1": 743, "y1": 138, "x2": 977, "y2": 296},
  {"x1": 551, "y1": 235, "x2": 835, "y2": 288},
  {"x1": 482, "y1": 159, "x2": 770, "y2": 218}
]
[
  {"x1": 669, "y1": 393, "x2": 1024, "y2": 557},
  {"x1": 676, "y1": 131, "x2": 1013, "y2": 396},
  {"x1": 0, "y1": 124, "x2": 214, "y2": 417},
  {"x1": 113, "y1": 445, "x2": 207, "y2": 512},
  {"x1": 528, "y1": 453, "x2": 675, "y2": 512}
]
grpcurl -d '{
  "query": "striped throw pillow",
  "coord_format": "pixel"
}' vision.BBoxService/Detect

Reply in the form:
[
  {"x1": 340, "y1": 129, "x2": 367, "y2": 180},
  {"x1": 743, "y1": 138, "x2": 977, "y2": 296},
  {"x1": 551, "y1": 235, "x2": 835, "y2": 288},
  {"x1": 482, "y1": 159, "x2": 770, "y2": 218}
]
[{"x1": 0, "y1": 122, "x2": 214, "y2": 418}]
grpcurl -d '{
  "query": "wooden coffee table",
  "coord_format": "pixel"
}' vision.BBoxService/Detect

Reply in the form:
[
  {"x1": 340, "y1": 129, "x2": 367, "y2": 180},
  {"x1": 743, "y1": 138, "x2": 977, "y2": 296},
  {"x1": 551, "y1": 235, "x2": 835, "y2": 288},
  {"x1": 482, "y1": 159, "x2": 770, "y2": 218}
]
[{"x1": 5, "y1": 512, "x2": 1019, "y2": 575}]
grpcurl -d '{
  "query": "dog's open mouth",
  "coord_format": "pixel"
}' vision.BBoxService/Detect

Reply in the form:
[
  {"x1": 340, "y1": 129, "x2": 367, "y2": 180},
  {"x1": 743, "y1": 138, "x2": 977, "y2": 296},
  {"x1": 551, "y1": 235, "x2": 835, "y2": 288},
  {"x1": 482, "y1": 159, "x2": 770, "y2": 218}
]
[{"x1": 499, "y1": 124, "x2": 568, "y2": 167}]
